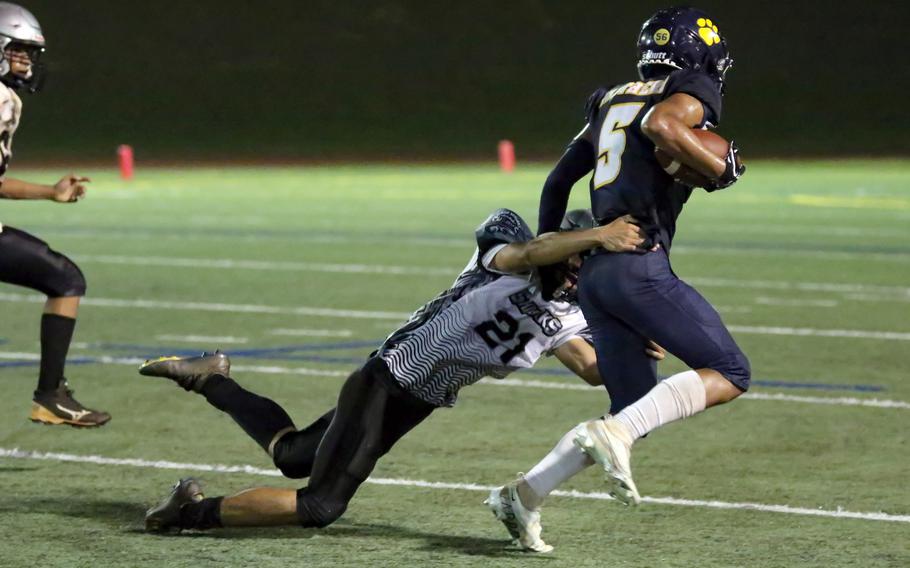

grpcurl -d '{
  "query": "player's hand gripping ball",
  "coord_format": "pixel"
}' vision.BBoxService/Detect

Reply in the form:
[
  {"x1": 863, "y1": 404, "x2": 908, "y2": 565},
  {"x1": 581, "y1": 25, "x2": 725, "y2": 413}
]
[{"x1": 654, "y1": 129, "x2": 742, "y2": 189}]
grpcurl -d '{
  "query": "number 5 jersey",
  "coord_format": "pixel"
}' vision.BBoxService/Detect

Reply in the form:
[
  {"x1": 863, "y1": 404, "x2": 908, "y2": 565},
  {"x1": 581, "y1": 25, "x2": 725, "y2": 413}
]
[{"x1": 378, "y1": 209, "x2": 590, "y2": 407}]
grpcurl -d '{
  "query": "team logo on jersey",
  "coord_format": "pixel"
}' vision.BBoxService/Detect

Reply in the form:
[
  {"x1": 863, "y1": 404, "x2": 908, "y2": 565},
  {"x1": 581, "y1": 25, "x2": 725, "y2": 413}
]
[
  {"x1": 509, "y1": 289, "x2": 563, "y2": 337},
  {"x1": 653, "y1": 28, "x2": 670, "y2": 46},
  {"x1": 696, "y1": 18, "x2": 721, "y2": 46}
]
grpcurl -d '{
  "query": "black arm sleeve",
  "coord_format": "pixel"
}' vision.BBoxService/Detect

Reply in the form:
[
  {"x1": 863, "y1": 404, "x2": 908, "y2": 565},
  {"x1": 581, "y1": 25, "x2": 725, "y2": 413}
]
[{"x1": 536, "y1": 138, "x2": 595, "y2": 235}]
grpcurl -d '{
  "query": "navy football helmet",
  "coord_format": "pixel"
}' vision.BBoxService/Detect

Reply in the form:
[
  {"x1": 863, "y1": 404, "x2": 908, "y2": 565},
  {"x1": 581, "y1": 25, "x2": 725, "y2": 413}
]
[{"x1": 637, "y1": 7, "x2": 733, "y2": 90}]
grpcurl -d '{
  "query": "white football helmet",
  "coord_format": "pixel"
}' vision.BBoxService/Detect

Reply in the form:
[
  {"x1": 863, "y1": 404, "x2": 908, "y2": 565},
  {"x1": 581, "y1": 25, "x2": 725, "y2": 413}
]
[{"x1": 0, "y1": 2, "x2": 44, "y2": 92}]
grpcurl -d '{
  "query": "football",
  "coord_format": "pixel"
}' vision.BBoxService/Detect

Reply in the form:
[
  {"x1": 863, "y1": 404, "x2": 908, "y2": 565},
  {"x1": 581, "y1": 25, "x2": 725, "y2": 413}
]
[{"x1": 654, "y1": 129, "x2": 730, "y2": 187}]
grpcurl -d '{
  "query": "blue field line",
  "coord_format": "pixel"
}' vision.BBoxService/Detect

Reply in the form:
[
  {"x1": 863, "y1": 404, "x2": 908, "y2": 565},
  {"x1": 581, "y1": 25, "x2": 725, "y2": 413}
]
[
  {"x1": 89, "y1": 340, "x2": 379, "y2": 360},
  {"x1": 0, "y1": 339, "x2": 887, "y2": 393},
  {"x1": 0, "y1": 357, "x2": 96, "y2": 369},
  {"x1": 520, "y1": 368, "x2": 884, "y2": 392}
]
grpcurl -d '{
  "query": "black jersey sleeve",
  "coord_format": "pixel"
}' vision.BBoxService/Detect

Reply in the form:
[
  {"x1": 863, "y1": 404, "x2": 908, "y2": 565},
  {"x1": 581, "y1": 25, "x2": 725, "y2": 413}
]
[
  {"x1": 663, "y1": 69, "x2": 723, "y2": 126},
  {"x1": 475, "y1": 208, "x2": 534, "y2": 261},
  {"x1": 584, "y1": 87, "x2": 608, "y2": 125},
  {"x1": 537, "y1": 139, "x2": 595, "y2": 235}
]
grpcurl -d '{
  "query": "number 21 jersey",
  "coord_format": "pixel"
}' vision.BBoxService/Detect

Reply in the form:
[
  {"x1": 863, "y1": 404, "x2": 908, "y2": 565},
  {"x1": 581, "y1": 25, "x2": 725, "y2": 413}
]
[{"x1": 378, "y1": 209, "x2": 589, "y2": 407}]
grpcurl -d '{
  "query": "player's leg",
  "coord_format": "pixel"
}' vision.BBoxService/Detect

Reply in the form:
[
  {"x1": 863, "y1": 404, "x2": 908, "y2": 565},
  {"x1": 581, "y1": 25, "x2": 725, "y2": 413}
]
[
  {"x1": 140, "y1": 352, "x2": 318, "y2": 476},
  {"x1": 573, "y1": 249, "x2": 750, "y2": 504},
  {"x1": 146, "y1": 358, "x2": 434, "y2": 531},
  {"x1": 0, "y1": 226, "x2": 109, "y2": 427},
  {"x1": 294, "y1": 357, "x2": 434, "y2": 528},
  {"x1": 486, "y1": 311, "x2": 656, "y2": 551}
]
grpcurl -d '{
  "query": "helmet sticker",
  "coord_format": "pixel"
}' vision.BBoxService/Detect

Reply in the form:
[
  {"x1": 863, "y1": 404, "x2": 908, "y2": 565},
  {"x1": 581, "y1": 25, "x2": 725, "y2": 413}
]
[
  {"x1": 696, "y1": 18, "x2": 721, "y2": 46},
  {"x1": 653, "y1": 28, "x2": 670, "y2": 46}
]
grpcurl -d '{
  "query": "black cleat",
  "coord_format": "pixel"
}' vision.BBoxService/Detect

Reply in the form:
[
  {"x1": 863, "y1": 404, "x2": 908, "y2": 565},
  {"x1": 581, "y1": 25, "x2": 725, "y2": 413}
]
[
  {"x1": 146, "y1": 478, "x2": 205, "y2": 533},
  {"x1": 30, "y1": 381, "x2": 111, "y2": 428},
  {"x1": 139, "y1": 351, "x2": 230, "y2": 393}
]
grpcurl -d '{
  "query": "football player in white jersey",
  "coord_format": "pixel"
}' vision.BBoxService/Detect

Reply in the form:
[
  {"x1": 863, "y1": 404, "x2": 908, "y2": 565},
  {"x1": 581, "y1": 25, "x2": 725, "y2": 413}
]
[
  {"x1": 137, "y1": 209, "x2": 663, "y2": 536},
  {"x1": 0, "y1": 2, "x2": 109, "y2": 427}
]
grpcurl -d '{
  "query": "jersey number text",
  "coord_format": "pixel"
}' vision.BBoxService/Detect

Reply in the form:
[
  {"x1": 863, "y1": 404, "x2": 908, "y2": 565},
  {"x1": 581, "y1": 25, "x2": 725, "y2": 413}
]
[
  {"x1": 593, "y1": 102, "x2": 645, "y2": 189},
  {"x1": 475, "y1": 310, "x2": 533, "y2": 364}
]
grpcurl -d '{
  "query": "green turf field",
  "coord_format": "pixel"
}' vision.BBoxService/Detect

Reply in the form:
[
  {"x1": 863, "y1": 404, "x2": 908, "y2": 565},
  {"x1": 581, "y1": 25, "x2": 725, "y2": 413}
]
[{"x1": 1, "y1": 162, "x2": 908, "y2": 567}]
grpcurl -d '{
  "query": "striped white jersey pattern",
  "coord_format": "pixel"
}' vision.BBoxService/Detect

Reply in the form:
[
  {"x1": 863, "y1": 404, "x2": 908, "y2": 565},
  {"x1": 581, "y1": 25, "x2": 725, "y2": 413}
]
[{"x1": 379, "y1": 268, "x2": 588, "y2": 407}]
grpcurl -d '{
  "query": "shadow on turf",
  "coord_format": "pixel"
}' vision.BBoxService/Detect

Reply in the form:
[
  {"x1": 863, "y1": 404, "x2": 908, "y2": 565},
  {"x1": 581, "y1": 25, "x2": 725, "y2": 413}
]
[
  {"x1": 182, "y1": 521, "x2": 548, "y2": 559},
  {"x1": 0, "y1": 495, "x2": 148, "y2": 530},
  {"x1": 5, "y1": 496, "x2": 548, "y2": 558},
  {"x1": 0, "y1": 466, "x2": 37, "y2": 473}
]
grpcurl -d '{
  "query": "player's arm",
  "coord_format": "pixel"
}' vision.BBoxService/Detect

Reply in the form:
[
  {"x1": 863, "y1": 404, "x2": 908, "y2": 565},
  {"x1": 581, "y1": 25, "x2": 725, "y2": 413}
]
[
  {"x1": 641, "y1": 93, "x2": 725, "y2": 178},
  {"x1": 0, "y1": 174, "x2": 89, "y2": 203},
  {"x1": 537, "y1": 127, "x2": 595, "y2": 235},
  {"x1": 489, "y1": 215, "x2": 645, "y2": 274},
  {"x1": 554, "y1": 339, "x2": 667, "y2": 387},
  {"x1": 554, "y1": 338, "x2": 601, "y2": 386}
]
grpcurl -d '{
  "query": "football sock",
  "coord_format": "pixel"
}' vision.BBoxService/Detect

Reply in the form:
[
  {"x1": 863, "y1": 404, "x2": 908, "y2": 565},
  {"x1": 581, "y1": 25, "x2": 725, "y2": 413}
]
[
  {"x1": 180, "y1": 496, "x2": 224, "y2": 530},
  {"x1": 614, "y1": 370, "x2": 706, "y2": 442},
  {"x1": 522, "y1": 426, "x2": 595, "y2": 510},
  {"x1": 36, "y1": 314, "x2": 76, "y2": 393},
  {"x1": 200, "y1": 375, "x2": 295, "y2": 452}
]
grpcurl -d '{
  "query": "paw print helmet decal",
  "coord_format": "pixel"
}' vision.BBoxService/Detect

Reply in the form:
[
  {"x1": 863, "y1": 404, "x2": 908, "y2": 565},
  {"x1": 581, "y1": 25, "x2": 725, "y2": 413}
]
[{"x1": 636, "y1": 6, "x2": 733, "y2": 92}]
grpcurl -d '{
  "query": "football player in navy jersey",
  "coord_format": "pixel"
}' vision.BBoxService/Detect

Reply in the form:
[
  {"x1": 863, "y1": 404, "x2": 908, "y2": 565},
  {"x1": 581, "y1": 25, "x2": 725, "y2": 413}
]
[{"x1": 496, "y1": 7, "x2": 750, "y2": 544}]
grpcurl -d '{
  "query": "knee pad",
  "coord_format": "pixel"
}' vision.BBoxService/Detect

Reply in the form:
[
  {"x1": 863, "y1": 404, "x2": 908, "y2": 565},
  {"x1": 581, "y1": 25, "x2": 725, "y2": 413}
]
[
  {"x1": 55, "y1": 255, "x2": 87, "y2": 297},
  {"x1": 296, "y1": 490, "x2": 347, "y2": 528},
  {"x1": 0, "y1": 227, "x2": 86, "y2": 297}
]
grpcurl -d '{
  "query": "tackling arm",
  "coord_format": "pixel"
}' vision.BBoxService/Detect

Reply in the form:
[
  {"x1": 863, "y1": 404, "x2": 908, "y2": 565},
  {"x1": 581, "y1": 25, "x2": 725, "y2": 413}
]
[
  {"x1": 554, "y1": 338, "x2": 601, "y2": 386},
  {"x1": 554, "y1": 339, "x2": 667, "y2": 387},
  {"x1": 488, "y1": 216, "x2": 645, "y2": 274}
]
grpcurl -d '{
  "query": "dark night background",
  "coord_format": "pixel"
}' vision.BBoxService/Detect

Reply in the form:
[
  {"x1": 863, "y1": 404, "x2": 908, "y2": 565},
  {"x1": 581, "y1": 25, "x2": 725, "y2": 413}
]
[{"x1": 11, "y1": 1, "x2": 909, "y2": 163}]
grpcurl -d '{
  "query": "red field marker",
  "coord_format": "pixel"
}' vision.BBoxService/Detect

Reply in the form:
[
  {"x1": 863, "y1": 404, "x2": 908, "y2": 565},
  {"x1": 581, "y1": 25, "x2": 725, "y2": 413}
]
[
  {"x1": 498, "y1": 140, "x2": 515, "y2": 173},
  {"x1": 117, "y1": 144, "x2": 134, "y2": 180}
]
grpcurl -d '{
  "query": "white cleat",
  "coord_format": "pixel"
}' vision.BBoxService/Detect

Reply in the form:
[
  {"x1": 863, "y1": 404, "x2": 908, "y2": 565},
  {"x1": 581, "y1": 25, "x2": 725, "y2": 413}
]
[
  {"x1": 484, "y1": 478, "x2": 553, "y2": 553},
  {"x1": 573, "y1": 418, "x2": 641, "y2": 506}
]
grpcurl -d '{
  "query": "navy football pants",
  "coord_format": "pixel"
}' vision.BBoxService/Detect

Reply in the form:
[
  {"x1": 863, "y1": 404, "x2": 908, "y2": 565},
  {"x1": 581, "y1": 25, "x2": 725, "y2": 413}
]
[{"x1": 578, "y1": 248, "x2": 750, "y2": 415}]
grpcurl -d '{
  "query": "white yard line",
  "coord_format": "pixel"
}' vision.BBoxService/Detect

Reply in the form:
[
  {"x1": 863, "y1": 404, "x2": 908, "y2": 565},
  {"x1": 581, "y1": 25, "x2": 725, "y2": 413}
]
[
  {"x1": 741, "y1": 392, "x2": 910, "y2": 409},
  {"x1": 728, "y1": 325, "x2": 910, "y2": 342},
  {"x1": 754, "y1": 297, "x2": 839, "y2": 308},
  {"x1": 4, "y1": 291, "x2": 909, "y2": 341},
  {"x1": 73, "y1": 254, "x2": 456, "y2": 277},
  {"x1": 0, "y1": 292, "x2": 411, "y2": 321},
  {"x1": 1, "y1": 351, "x2": 905, "y2": 410},
  {"x1": 672, "y1": 246, "x2": 910, "y2": 263},
  {"x1": 687, "y1": 277, "x2": 910, "y2": 298},
  {"x1": 0, "y1": 448, "x2": 907, "y2": 524},
  {"x1": 55, "y1": 252, "x2": 910, "y2": 304},
  {"x1": 230, "y1": 364, "x2": 348, "y2": 378},
  {"x1": 269, "y1": 328, "x2": 354, "y2": 338},
  {"x1": 155, "y1": 334, "x2": 249, "y2": 344}
]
